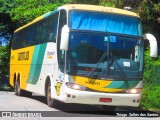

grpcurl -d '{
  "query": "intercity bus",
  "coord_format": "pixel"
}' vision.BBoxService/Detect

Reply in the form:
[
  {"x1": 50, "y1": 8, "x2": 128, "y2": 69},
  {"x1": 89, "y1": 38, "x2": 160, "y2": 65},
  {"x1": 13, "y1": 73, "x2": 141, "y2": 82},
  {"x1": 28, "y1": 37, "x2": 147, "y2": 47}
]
[{"x1": 10, "y1": 4, "x2": 157, "y2": 110}]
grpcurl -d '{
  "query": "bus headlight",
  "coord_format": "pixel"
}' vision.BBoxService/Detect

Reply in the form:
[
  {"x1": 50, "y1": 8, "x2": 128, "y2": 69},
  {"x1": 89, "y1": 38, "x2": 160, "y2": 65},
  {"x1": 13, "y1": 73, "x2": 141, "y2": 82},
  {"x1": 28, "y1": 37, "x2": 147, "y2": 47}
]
[
  {"x1": 66, "y1": 82, "x2": 86, "y2": 90},
  {"x1": 126, "y1": 88, "x2": 141, "y2": 94}
]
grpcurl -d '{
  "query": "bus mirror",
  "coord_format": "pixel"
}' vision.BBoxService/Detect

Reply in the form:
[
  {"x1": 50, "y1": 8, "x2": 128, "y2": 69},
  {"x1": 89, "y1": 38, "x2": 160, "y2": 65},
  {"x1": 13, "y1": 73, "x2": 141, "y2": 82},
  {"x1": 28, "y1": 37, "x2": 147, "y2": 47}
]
[
  {"x1": 143, "y1": 33, "x2": 158, "y2": 57},
  {"x1": 60, "y1": 25, "x2": 69, "y2": 50}
]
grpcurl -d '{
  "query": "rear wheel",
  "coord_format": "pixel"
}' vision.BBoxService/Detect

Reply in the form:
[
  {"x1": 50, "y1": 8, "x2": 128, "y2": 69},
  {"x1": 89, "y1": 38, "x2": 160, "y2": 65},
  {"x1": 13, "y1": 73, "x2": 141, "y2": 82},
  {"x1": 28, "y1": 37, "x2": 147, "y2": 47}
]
[
  {"x1": 14, "y1": 75, "x2": 32, "y2": 97},
  {"x1": 47, "y1": 83, "x2": 56, "y2": 107},
  {"x1": 16, "y1": 81, "x2": 24, "y2": 96},
  {"x1": 14, "y1": 81, "x2": 24, "y2": 96},
  {"x1": 14, "y1": 81, "x2": 18, "y2": 95}
]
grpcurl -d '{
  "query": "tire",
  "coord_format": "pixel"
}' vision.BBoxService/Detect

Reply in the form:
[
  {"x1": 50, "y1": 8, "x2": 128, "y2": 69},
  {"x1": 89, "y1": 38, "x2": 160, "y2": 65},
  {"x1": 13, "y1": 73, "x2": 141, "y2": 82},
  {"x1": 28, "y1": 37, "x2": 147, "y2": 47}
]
[
  {"x1": 15, "y1": 81, "x2": 24, "y2": 96},
  {"x1": 14, "y1": 75, "x2": 32, "y2": 97},
  {"x1": 14, "y1": 81, "x2": 18, "y2": 95},
  {"x1": 102, "y1": 105, "x2": 116, "y2": 111},
  {"x1": 47, "y1": 83, "x2": 56, "y2": 108}
]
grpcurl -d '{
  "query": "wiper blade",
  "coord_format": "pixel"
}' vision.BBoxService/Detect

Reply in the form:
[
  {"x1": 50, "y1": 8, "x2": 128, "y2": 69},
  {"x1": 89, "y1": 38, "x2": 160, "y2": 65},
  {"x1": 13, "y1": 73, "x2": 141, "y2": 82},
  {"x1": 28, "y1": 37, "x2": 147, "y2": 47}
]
[
  {"x1": 88, "y1": 51, "x2": 107, "y2": 78},
  {"x1": 113, "y1": 57, "x2": 129, "y2": 89}
]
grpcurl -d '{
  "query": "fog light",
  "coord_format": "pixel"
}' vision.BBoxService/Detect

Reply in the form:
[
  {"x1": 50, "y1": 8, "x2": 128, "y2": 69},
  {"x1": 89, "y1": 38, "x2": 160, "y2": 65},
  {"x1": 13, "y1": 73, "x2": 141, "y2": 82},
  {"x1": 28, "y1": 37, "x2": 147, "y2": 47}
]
[{"x1": 73, "y1": 84, "x2": 81, "y2": 90}]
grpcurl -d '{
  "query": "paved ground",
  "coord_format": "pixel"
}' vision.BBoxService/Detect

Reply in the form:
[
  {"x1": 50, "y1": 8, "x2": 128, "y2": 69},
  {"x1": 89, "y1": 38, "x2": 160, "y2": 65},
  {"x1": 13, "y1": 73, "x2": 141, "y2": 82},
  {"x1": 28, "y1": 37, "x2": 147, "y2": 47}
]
[
  {"x1": 0, "y1": 91, "x2": 159, "y2": 120},
  {"x1": 0, "y1": 91, "x2": 54, "y2": 111}
]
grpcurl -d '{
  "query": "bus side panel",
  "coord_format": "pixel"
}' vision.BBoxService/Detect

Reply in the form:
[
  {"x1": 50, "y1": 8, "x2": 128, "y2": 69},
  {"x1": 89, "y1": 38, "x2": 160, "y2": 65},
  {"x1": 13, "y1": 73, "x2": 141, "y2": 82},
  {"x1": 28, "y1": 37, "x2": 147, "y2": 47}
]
[
  {"x1": 9, "y1": 46, "x2": 34, "y2": 89},
  {"x1": 10, "y1": 41, "x2": 62, "y2": 97},
  {"x1": 25, "y1": 42, "x2": 59, "y2": 96}
]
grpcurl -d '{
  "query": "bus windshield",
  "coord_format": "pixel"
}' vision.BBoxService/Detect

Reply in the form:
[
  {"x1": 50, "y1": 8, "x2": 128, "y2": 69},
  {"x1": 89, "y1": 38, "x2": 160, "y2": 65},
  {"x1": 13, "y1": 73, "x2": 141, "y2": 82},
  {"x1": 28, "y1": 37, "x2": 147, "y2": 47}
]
[
  {"x1": 67, "y1": 10, "x2": 143, "y2": 80},
  {"x1": 67, "y1": 31, "x2": 143, "y2": 80}
]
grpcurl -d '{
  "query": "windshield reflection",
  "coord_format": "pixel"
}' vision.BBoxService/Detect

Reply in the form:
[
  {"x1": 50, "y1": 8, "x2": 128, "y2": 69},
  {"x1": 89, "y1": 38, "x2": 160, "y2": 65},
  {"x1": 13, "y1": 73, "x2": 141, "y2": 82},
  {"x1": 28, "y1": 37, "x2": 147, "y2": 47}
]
[{"x1": 67, "y1": 31, "x2": 143, "y2": 80}]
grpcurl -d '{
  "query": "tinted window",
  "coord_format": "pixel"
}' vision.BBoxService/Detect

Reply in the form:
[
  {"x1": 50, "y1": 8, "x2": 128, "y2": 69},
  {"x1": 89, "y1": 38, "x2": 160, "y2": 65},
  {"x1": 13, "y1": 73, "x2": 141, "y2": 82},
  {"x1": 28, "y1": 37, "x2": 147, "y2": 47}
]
[
  {"x1": 12, "y1": 11, "x2": 59, "y2": 50},
  {"x1": 57, "y1": 10, "x2": 67, "y2": 72}
]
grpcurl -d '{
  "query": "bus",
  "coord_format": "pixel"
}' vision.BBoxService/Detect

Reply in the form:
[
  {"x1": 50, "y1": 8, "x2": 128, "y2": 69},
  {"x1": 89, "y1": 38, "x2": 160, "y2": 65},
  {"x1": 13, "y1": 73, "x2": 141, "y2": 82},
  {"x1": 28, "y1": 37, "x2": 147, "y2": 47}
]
[{"x1": 10, "y1": 4, "x2": 158, "y2": 110}]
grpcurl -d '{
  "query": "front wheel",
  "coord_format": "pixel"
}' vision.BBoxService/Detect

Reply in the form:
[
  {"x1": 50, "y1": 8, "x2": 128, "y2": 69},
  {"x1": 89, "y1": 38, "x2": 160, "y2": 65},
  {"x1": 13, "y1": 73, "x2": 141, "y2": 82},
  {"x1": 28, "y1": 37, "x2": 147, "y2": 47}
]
[{"x1": 47, "y1": 83, "x2": 56, "y2": 108}]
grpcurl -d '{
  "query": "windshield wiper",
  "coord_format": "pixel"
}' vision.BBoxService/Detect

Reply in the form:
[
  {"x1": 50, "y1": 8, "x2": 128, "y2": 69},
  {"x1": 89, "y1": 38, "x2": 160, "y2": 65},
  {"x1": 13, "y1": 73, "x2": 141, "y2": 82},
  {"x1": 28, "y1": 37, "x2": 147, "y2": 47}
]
[
  {"x1": 113, "y1": 57, "x2": 129, "y2": 89},
  {"x1": 88, "y1": 51, "x2": 108, "y2": 78}
]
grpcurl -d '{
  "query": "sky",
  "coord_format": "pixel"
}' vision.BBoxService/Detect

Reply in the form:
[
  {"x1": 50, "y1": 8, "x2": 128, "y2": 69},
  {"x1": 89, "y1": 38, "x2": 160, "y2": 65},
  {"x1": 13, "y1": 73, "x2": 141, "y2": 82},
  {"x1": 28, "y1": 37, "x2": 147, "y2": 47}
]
[{"x1": 0, "y1": 37, "x2": 7, "y2": 46}]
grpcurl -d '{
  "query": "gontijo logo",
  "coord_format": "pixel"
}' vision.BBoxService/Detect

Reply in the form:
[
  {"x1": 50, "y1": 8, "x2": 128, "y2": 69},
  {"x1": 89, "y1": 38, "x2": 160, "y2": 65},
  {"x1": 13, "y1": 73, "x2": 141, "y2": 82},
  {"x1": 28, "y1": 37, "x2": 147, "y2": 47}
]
[{"x1": 18, "y1": 51, "x2": 29, "y2": 61}]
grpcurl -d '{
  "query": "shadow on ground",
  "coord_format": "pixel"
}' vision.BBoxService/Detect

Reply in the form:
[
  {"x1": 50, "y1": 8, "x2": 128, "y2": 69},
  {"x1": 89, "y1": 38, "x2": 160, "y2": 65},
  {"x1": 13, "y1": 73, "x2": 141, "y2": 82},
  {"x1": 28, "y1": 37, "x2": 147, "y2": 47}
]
[{"x1": 23, "y1": 94, "x2": 160, "y2": 117}]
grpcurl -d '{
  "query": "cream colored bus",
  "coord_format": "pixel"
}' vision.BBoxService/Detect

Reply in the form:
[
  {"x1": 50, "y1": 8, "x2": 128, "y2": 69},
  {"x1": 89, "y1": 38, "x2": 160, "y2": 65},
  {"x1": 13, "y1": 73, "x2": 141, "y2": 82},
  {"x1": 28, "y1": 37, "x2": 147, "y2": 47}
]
[{"x1": 10, "y1": 4, "x2": 157, "y2": 110}]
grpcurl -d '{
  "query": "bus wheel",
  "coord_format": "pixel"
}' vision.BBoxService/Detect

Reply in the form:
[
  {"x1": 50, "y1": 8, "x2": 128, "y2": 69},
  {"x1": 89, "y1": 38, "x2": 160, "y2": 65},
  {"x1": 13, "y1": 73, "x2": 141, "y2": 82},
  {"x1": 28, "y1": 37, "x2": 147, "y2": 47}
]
[
  {"x1": 47, "y1": 83, "x2": 55, "y2": 108},
  {"x1": 14, "y1": 81, "x2": 18, "y2": 95},
  {"x1": 15, "y1": 81, "x2": 24, "y2": 96},
  {"x1": 14, "y1": 81, "x2": 32, "y2": 97},
  {"x1": 102, "y1": 106, "x2": 116, "y2": 111}
]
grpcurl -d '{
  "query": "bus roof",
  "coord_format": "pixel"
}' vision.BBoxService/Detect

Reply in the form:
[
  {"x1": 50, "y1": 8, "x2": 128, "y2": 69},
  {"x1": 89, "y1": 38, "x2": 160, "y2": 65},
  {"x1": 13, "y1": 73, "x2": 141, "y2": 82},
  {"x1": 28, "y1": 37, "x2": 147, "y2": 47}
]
[
  {"x1": 15, "y1": 4, "x2": 140, "y2": 33},
  {"x1": 62, "y1": 4, "x2": 139, "y2": 17}
]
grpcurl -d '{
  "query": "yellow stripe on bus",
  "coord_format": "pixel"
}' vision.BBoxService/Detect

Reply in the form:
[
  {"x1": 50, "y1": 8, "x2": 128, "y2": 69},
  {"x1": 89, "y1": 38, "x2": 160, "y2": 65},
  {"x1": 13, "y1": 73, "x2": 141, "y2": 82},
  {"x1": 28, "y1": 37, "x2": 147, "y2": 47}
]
[{"x1": 71, "y1": 76, "x2": 123, "y2": 92}]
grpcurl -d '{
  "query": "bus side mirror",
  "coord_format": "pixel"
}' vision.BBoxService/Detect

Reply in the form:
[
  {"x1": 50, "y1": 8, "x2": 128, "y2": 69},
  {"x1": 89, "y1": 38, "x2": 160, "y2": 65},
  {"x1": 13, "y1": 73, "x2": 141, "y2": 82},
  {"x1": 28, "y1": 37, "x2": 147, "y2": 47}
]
[
  {"x1": 60, "y1": 25, "x2": 69, "y2": 50},
  {"x1": 143, "y1": 33, "x2": 158, "y2": 57}
]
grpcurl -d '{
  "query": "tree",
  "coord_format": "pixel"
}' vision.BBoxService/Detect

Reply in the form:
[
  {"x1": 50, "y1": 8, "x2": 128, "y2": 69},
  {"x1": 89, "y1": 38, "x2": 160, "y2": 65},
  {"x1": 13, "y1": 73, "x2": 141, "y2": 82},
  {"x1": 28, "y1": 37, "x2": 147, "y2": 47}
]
[
  {"x1": 0, "y1": 42, "x2": 11, "y2": 84},
  {"x1": 138, "y1": 0, "x2": 160, "y2": 46},
  {"x1": 0, "y1": 0, "x2": 16, "y2": 44},
  {"x1": 11, "y1": 0, "x2": 64, "y2": 27},
  {"x1": 0, "y1": 0, "x2": 15, "y2": 85},
  {"x1": 65, "y1": 0, "x2": 99, "y2": 4},
  {"x1": 11, "y1": 0, "x2": 101, "y2": 27}
]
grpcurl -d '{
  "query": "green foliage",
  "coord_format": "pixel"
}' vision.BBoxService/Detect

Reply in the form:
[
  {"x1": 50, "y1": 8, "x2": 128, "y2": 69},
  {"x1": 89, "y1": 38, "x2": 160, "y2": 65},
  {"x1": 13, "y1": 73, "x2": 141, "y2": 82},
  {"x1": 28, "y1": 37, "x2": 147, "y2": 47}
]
[
  {"x1": 65, "y1": 0, "x2": 99, "y2": 4},
  {"x1": 99, "y1": 0, "x2": 116, "y2": 7},
  {"x1": 140, "y1": 49, "x2": 160, "y2": 111},
  {"x1": 0, "y1": 42, "x2": 10, "y2": 84},
  {"x1": 0, "y1": 0, "x2": 16, "y2": 42},
  {"x1": 0, "y1": 84, "x2": 13, "y2": 91},
  {"x1": 0, "y1": 0, "x2": 15, "y2": 14},
  {"x1": 143, "y1": 49, "x2": 160, "y2": 85},
  {"x1": 100, "y1": 0, "x2": 142, "y2": 8},
  {"x1": 11, "y1": 0, "x2": 65, "y2": 26},
  {"x1": 11, "y1": 0, "x2": 100, "y2": 27},
  {"x1": 141, "y1": 86, "x2": 160, "y2": 111}
]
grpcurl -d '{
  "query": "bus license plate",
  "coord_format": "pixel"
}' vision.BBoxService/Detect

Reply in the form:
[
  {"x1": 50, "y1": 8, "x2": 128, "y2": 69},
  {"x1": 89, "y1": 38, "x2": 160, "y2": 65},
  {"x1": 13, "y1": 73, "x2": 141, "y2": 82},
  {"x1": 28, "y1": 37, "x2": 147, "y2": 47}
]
[{"x1": 99, "y1": 98, "x2": 112, "y2": 102}]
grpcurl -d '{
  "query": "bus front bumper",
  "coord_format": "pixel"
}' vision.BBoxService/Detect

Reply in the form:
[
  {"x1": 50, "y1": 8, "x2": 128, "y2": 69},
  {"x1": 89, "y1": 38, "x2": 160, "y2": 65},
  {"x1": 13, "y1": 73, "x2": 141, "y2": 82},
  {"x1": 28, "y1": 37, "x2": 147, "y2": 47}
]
[{"x1": 63, "y1": 87, "x2": 141, "y2": 107}]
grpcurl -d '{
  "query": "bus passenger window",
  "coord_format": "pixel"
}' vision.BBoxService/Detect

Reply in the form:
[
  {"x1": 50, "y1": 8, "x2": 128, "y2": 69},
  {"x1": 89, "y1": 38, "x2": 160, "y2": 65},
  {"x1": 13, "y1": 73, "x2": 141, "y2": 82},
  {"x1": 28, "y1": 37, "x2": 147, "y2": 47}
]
[
  {"x1": 47, "y1": 13, "x2": 58, "y2": 42},
  {"x1": 35, "y1": 24, "x2": 40, "y2": 44},
  {"x1": 42, "y1": 20, "x2": 47, "y2": 42}
]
